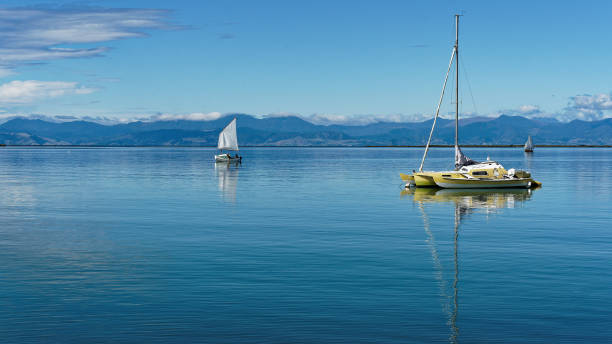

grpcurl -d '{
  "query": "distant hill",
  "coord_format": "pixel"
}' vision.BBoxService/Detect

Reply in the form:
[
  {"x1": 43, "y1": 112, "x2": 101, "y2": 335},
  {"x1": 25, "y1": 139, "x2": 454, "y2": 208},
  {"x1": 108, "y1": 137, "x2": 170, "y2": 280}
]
[{"x1": 1, "y1": 114, "x2": 611, "y2": 146}]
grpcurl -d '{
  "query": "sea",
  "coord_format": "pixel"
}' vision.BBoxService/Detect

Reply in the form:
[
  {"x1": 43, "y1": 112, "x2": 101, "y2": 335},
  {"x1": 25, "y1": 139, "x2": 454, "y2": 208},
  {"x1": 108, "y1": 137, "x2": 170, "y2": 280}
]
[{"x1": 1, "y1": 147, "x2": 610, "y2": 343}]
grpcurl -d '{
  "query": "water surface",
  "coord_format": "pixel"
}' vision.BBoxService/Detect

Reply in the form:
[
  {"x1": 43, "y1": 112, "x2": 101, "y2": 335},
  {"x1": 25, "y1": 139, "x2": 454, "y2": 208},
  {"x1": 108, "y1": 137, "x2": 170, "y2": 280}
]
[{"x1": 0, "y1": 147, "x2": 610, "y2": 343}]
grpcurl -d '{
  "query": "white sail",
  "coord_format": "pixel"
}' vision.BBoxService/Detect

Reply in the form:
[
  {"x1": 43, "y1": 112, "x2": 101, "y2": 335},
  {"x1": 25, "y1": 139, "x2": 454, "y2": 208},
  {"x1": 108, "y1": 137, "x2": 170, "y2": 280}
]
[
  {"x1": 455, "y1": 145, "x2": 478, "y2": 169},
  {"x1": 217, "y1": 118, "x2": 239, "y2": 151},
  {"x1": 524, "y1": 136, "x2": 533, "y2": 151}
]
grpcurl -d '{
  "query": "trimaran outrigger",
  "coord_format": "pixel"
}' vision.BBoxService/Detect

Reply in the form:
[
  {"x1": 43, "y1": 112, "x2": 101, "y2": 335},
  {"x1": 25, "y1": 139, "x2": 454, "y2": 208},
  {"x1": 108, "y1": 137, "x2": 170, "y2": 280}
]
[{"x1": 401, "y1": 15, "x2": 541, "y2": 189}]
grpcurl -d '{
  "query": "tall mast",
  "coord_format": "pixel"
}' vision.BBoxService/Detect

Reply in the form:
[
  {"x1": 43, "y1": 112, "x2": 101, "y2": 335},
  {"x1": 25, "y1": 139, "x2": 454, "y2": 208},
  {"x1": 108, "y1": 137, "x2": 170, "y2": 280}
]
[
  {"x1": 454, "y1": 14, "x2": 459, "y2": 148},
  {"x1": 418, "y1": 15, "x2": 460, "y2": 172}
]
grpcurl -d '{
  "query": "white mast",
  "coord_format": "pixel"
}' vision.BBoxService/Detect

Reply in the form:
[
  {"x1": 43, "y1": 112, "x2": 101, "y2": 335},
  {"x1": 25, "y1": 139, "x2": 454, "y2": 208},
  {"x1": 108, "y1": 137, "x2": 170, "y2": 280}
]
[
  {"x1": 454, "y1": 14, "x2": 459, "y2": 148},
  {"x1": 453, "y1": 15, "x2": 474, "y2": 170},
  {"x1": 419, "y1": 14, "x2": 462, "y2": 172}
]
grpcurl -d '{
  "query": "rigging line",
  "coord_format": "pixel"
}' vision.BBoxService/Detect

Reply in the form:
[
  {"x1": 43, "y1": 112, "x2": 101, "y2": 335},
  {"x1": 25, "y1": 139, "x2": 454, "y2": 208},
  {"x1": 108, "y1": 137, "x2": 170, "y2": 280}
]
[
  {"x1": 418, "y1": 47, "x2": 456, "y2": 172},
  {"x1": 460, "y1": 56, "x2": 479, "y2": 116},
  {"x1": 447, "y1": 59, "x2": 456, "y2": 133}
]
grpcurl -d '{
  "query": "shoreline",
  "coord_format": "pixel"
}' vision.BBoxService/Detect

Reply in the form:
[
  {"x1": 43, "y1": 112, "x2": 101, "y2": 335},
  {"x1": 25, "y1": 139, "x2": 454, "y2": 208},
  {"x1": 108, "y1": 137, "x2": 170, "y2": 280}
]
[{"x1": 2, "y1": 145, "x2": 612, "y2": 148}]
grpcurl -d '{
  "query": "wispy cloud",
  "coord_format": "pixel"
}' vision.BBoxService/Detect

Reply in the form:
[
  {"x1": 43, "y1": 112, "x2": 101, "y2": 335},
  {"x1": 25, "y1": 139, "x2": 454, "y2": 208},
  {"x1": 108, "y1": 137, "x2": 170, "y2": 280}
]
[
  {"x1": 0, "y1": 7, "x2": 178, "y2": 74},
  {"x1": 517, "y1": 104, "x2": 543, "y2": 116},
  {"x1": 0, "y1": 67, "x2": 15, "y2": 77},
  {"x1": 0, "y1": 80, "x2": 95, "y2": 104},
  {"x1": 267, "y1": 112, "x2": 433, "y2": 125},
  {"x1": 491, "y1": 94, "x2": 612, "y2": 121},
  {"x1": 144, "y1": 112, "x2": 224, "y2": 122},
  {"x1": 0, "y1": 111, "x2": 60, "y2": 123},
  {"x1": 0, "y1": 47, "x2": 108, "y2": 63},
  {"x1": 4, "y1": 91, "x2": 612, "y2": 125},
  {"x1": 488, "y1": 104, "x2": 545, "y2": 119}
]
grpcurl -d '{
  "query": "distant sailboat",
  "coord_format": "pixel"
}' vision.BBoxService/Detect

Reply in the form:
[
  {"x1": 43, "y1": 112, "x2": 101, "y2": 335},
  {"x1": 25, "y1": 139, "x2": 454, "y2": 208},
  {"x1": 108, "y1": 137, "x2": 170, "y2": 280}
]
[
  {"x1": 215, "y1": 118, "x2": 242, "y2": 163},
  {"x1": 524, "y1": 136, "x2": 534, "y2": 152}
]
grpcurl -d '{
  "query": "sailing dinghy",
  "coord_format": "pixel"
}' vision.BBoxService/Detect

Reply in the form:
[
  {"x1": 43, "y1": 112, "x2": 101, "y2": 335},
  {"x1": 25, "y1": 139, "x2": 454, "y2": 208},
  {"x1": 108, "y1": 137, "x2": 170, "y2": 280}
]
[{"x1": 215, "y1": 118, "x2": 242, "y2": 163}]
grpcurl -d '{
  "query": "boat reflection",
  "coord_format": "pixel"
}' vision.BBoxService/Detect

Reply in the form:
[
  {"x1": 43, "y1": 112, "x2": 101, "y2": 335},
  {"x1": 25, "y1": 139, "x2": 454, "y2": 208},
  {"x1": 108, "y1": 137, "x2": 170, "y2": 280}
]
[
  {"x1": 402, "y1": 187, "x2": 535, "y2": 218},
  {"x1": 402, "y1": 187, "x2": 537, "y2": 343},
  {"x1": 524, "y1": 150, "x2": 534, "y2": 171},
  {"x1": 215, "y1": 161, "x2": 240, "y2": 202}
]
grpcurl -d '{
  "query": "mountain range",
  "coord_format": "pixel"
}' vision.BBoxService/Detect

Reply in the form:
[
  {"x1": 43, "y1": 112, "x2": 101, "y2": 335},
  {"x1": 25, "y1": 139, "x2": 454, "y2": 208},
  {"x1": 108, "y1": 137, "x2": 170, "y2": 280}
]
[{"x1": 1, "y1": 114, "x2": 611, "y2": 146}]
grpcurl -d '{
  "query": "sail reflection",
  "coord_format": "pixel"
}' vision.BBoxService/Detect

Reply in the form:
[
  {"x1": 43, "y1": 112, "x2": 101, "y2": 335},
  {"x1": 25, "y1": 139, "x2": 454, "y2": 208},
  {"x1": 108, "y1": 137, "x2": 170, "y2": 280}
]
[
  {"x1": 524, "y1": 150, "x2": 534, "y2": 171},
  {"x1": 215, "y1": 161, "x2": 240, "y2": 202},
  {"x1": 402, "y1": 187, "x2": 537, "y2": 343}
]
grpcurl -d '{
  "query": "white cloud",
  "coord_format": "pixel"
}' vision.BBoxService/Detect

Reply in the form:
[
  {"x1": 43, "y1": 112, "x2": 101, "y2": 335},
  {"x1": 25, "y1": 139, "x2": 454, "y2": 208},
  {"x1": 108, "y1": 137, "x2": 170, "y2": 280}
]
[
  {"x1": 571, "y1": 93, "x2": 612, "y2": 108},
  {"x1": 0, "y1": 80, "x2": 96, "y2": 104},
  {"x1": 0, "y1": 112, "x2": 20, "y2": 122},
  {"x1": 484, "y1": 93, "x2": 612, "y2": 122},
  {"x1": 0, "y1": 7, "x2": 178, "y2": 75},
  {"x1": 562, "y1": 93, "x2": 612, "y2": 121},
  {"x1": 486, "y1": 104, "x2": 546, "y2": 119},
  {"x1": 0, "y1": 67, "x2": 14, "y2": 77},
  {"x1": 0, "y1": 8, "x2": 174, "y2": 46},
  {"x1": 5, "y1": 90, "x2": 612, "y2": 125},
  {"x1": 265, "y1": 112, "x2": 433, "y2": 125},
  {"x1": 0, "y1": 112, "x2": 59, "y2": 124},
  {"x1": 144, "y1": 112, "x2": 223, "y2": 122},
  {"x1": 0, "y1": 47, "x2": 109, "y2": 63},
  {"x1": 518, "y1": 104, "x2": 542, "y2": 115}
]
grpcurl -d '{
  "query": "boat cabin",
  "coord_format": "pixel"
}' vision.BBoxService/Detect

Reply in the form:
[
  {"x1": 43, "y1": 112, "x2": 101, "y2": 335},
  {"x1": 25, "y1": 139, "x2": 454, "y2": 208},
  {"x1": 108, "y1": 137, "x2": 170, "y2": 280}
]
[{"x1": 457, "y1": 161, "x2": 507, "y2": 178}]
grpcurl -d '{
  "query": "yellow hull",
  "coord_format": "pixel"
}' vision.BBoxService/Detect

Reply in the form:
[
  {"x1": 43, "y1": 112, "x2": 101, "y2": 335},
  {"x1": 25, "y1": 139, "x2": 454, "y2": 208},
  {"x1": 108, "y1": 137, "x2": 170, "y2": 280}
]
[
  {"x1": 399, "y1": 173, "x2": 414, "y2": 183},
  {"x1": 413, "y1": 172, "x2": 438, "y2": 187},
  {"x1": 401, "y1": 170, "x2": 542, "y2": 189},
  {"x1": 400, "y1": 171, "x2": 448, "y2": 187},
  {"x1": 432, "y1": 174, "x2": 532, "y2": 189}
]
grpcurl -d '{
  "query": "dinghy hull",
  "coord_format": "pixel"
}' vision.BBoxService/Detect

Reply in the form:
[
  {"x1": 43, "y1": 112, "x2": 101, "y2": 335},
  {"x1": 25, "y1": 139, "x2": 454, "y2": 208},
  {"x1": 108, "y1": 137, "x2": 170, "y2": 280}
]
[{"x1": 215, "y1": 154, "x2": 242, "y2": 163}]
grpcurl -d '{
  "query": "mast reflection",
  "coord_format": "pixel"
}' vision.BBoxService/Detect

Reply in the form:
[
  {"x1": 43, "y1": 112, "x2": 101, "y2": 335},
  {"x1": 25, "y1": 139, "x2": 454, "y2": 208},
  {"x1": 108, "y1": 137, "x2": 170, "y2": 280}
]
[{"x1": 402, "y1": 187, "x2": 537, "y2": 343}]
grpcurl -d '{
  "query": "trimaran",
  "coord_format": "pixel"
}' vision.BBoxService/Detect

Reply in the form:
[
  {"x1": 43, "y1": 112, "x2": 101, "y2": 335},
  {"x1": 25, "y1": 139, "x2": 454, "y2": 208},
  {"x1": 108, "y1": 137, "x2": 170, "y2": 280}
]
[{"x1": 401, "y1": 15, "x2": 540, "y2": 189}]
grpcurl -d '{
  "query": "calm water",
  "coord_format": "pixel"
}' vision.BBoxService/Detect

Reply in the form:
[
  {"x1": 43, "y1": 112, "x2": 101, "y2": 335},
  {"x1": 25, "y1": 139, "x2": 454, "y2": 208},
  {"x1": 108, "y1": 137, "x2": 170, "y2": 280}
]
[{"x1": 0, "y1": 147, "x2": 611, "y2": 343}]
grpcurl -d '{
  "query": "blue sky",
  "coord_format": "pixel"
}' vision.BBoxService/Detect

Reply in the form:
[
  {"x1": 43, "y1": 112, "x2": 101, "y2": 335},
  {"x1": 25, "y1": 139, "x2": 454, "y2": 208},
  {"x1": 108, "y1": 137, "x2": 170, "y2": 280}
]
[{"x1": 0, "y1": 0, "x2": 611, "y2": 124}]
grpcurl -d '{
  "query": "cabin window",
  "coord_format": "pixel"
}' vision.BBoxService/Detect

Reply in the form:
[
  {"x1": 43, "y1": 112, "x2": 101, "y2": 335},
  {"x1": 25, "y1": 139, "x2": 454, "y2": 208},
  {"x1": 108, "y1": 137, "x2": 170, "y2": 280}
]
[
  {"x1": 442, "y1": 174, "x2": 451, "y2": 177},
  {"x1": 472, "y1": 171, "x2": 488, "y2": 176}
]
